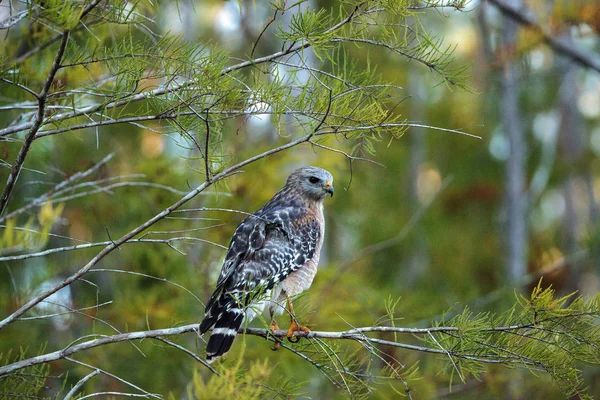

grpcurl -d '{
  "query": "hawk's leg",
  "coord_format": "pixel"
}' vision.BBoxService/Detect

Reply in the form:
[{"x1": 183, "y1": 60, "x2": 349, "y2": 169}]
[
  {"x1": 286, "y1": 297, "x2": 310, "y2": 343},
  {"x1": 269, "y1": 313, "x2": 283, "y2": 351}
]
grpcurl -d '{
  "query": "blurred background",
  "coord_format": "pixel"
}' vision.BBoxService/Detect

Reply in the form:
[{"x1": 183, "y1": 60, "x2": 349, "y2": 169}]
[{"x1": 1, "y1": 0, "x2": 600, "y2": 398}]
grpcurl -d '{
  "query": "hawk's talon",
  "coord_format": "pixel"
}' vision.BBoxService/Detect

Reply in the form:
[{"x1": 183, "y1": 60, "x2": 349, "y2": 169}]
[
  {"x1": 288, "y1": 335, "x2": 301, "y2": 343},
  {"x1": 269, "y1": 319, "x2": 283, "y2": 351},
  {"x1": 286, "y1": 319, "x2": 311, "y2": 343},
  {"x1": 269, "y1": 319, "x2": 280, "y2": 333}
]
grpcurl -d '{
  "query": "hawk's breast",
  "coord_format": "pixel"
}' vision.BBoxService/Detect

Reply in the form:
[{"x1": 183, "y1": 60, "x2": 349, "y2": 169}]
[{"x1": 279, "y1": 202, "x2": 325, "y2": 297}]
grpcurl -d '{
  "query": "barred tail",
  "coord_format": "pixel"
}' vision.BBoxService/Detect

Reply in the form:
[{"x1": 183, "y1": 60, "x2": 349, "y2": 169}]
[{"x1": 200, "y1": 301, "x2": 244, "y2": 363}]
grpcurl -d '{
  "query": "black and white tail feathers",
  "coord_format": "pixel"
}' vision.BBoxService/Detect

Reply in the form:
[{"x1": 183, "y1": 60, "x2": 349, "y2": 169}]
[{"x1": 200, "y1": 295, "x2": 244, "y2": 363}]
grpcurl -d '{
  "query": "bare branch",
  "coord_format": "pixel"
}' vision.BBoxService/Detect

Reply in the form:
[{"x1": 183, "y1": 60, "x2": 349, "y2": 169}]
[
  {"x1": 63, "y1": 369, "x2": 100, "y2": 400},
  {"x1": 17, "y1": 301, "x2": 113, "y2": 321},
  {"x1": 317, "y1": 122, "x2": 482, "y2": 139},
  {"x1": 78, "y1": 392, "x2": 151, "y2": 399},
  {"x1": 29, "y1": 110, "x2": 335, "y2": 140},
  {"x1": 65, "y1": 358, "x2": 161, "y2": 400},
  {"x1": 0, "y1": 320, "x2": 556, "y2": 378},
  {"x1": 88, "y1": 269, "x2": 205, "y2": 306},
  {"x1": 46, "y1": 181, "x2": 189, "y2": 203},
  {"x1": 309, "y1": 140, "x2": 386, "y2": 168},
  {"x1": 33, "y1": 114, "x2": 185, "y2": 139},
  {"x1": 171, "y1": 207, "x2": 257, "y2": 217},
  {"x1": 488, "y1": 0, "x2": 600, "y2": 73},
  {"x1": 250, "y1": 7, "x2": 280, "y2": 58},
  {"x1": 0, "y1": 31, "x2": 70, "y2": 217},
  {"x1": 0, "y1": 324, "x2": 197, "y2": 377},
  {"x1": 0, "y1": 9, "x2": 31, "y2": 30},
  {"x1": 0, "y1": 78, "x2": 39, "y2": 99},
  {"x1": 204, "y1": 108, "x2": 211, "y2": 180},
  {"x1": 154, "y1": 338, "x2": 218, "y2": 374},
  {"x1": 0, "y1": 153, "x2": 114, "y2": 223}
]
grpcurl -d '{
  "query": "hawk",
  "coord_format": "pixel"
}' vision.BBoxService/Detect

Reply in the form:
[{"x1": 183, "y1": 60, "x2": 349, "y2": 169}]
[{"x1": 199, "y1": 166, "x2": 334, "y2": 363}]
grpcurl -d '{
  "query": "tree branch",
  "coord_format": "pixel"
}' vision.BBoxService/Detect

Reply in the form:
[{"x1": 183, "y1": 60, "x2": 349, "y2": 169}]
[
  {"x1": 0, "y1": 31, "x2": 70, "y2": 218},
  {"x1": 487, "y1": 0, "x2": 600, "y2": 73},
  {"x1": 0, "y1": 321, "x2": 555, "y2": 378},
  {"x1": 0, "y1": 9, "x2": 31, "y2": 30},
  {"x1": 65, "y1": 357, "x2": 161, "y2": 400},
  {"x1": 0, "y1": 153, "x2": 114, "y2": 224},
  {"x1": 0, "y1": 237, "x2": 226, "y2": 262},
  {"x1": 0, "y1": 78, "x2": 39, "y2": 99},
  {"x1": 63, "y1": 369, "x2": 100, "y2": 400}
]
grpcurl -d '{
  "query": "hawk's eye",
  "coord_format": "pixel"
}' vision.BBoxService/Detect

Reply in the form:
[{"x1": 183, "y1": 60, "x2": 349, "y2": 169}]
[{"x1": 308, "y1": 176, "x2": 319, "y2": 184}]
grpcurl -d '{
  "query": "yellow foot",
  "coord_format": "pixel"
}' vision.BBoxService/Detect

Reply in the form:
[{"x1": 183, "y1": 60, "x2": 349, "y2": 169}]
[
  {"x1": 270, "y1": 320, "x2": 283, "y2": 351},
  {"x1": 286, "y1": 320, "x2": 311, "y2": 343}
]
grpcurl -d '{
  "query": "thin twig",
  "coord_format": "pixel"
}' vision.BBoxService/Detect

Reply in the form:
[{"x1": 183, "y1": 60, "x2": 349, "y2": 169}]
[
  {"x1": 0, "y1": 78, "x2": 39, "y2": 99},
  {"x1": 250, "y1": 8, "x2": 279, "y2": 58},
  {"x1": 204, "y1": 108, "x2": 210, "y2": 180},
  {"x1": 428, "y1": 331, "x2": 465, "y2": 383},
  {"x1": 65, "y1": 358, "x2": 161, "y2": 400},
  {"x1": 154, "y1": 338, "x2": 218, "y2": 374},
  {"x1": 309, "y1": 140, "x2": 385, "y2": 168},
  {"x1": 63, "y1": 370, "x2": 100, "y2": 400},
  {"x1": 316, "y1": 122, "x2": 482, "y2": 139},
  {"x1": 17, "y1": 301, "x2": 112, "y2": 321},
  {"x1": 77, "y1": 392, "x2": 151, "y2": 399},
  {"x1": 0, "y1": 153, "x2": 114, "y2": 223},
  {"x1": 89, "y1": 269, "x2": 205, "y2": 306},
  {"x1": 46, "y1": 181, "x2": 189, "y2": 203}
]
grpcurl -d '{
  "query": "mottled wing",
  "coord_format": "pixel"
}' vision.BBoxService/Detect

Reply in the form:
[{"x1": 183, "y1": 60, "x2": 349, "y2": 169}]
[
  {"x1": 204, "y1": 217, "x2": 267, "y2": 310},
  {"x1": 203, "y1": 205, "x2": 320, "y2": 317},
  {"x1": 200, "y1": 203, "x2": 322, "y2": 363}
]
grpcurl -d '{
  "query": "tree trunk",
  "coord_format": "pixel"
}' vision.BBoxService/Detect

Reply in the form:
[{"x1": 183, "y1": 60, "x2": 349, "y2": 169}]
[
  {"x1": 502, "y1": 0, "x2": 528, "y2": 283},
  {"x1": 557, "y1": 44, "x2": 584, "y2": 294}
]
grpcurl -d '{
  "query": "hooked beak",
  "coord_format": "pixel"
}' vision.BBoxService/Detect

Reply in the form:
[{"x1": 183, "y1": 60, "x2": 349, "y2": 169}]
[{"x1": 323, "y1": 181, "x2": 334, "y2": 197}]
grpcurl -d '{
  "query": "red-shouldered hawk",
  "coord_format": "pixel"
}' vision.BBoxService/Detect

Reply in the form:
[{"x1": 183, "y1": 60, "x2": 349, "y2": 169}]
[{"x1": 199, "y1": 166, "x2": 334, "y2": 363}]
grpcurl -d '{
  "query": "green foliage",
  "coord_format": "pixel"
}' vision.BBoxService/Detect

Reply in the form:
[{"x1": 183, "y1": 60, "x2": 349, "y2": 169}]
[
  {"x1": 0, "y1": 348, "x2": 57, "y2": 399},
  {"x1": 425, "y1": 283, "x2": 600, "y2": 398},
  {"x1": 0, "y1": 0, "x2": 470, "y2": 178},
  {"x1": 183, "y1": 350, "x2": 302, "y2": 399}
]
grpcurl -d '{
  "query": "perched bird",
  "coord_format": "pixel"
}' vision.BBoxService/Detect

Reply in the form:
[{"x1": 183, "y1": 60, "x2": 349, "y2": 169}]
[{"x1": 199, "y1": 166, "x2": 334, "y2": 363}]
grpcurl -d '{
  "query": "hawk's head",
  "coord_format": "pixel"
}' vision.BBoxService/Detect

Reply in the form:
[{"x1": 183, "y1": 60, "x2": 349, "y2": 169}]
[{"x1": 286, "y1": 166, "x2": 334, "y2": 201}]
